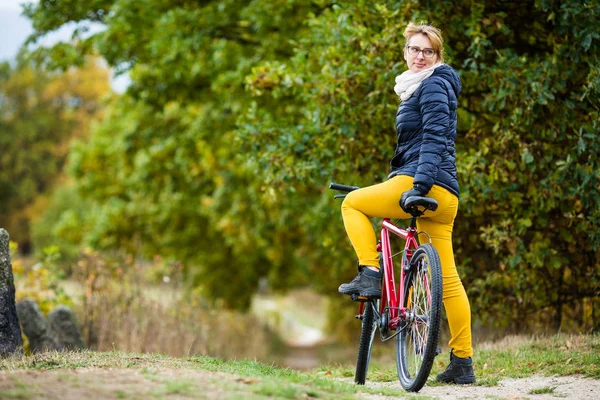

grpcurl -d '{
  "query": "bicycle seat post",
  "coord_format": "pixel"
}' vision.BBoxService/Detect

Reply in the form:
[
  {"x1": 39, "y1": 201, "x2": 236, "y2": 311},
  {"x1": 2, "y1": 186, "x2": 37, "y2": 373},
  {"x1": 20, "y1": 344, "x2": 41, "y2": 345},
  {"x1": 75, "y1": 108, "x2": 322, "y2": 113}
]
[{"x1": 409, "y1": 216, "x2": 418, "y2": 230}]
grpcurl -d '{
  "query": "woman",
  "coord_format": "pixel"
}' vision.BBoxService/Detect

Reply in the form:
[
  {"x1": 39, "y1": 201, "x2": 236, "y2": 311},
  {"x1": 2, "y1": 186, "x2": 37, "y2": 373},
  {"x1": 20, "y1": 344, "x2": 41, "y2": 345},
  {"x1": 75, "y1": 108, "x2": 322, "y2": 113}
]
[{"x1": 337, "y1": 22, "x2": 476, "y2": 384}]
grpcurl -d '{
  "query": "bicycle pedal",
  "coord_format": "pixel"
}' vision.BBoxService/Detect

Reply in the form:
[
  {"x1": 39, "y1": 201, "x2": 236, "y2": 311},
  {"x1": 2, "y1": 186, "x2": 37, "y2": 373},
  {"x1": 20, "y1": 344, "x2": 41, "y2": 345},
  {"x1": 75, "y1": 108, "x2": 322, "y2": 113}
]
[{"x1": 351, "y1": 294, "x2": 369, "y2": 302}]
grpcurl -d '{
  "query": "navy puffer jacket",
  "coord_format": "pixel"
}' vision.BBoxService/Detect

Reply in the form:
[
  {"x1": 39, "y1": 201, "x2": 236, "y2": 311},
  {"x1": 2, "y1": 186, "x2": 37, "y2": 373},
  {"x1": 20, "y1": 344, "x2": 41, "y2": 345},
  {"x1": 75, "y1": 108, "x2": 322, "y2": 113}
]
[{"x1": 388, "y1": 64, "x2": 461, "y2": 198}]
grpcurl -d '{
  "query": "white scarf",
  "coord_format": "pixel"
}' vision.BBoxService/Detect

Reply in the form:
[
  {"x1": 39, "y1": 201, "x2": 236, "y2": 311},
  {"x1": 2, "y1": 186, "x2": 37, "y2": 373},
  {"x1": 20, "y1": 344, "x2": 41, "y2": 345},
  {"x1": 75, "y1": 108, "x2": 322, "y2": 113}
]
[{"x1": 394, "y1": 63, "x2": 443, "y2": 101}]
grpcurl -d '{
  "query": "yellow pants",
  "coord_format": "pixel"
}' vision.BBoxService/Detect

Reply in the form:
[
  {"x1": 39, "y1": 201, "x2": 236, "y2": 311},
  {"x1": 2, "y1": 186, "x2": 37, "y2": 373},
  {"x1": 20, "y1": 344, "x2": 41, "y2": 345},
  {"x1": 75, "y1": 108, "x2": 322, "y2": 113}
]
[{"x1": 341, "y1": 175, "x2": 473, "y2": 358}]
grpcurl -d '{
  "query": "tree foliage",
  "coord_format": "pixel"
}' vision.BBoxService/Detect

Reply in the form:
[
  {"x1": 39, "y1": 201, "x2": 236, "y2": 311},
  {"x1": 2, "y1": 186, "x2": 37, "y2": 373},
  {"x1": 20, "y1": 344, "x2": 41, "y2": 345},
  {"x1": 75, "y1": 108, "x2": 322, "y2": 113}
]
[
  {"x1": 0, "y1": 57, "x2": 110, "y2": 252},
  {"x1": 24, "y1": 0, "x2": 320, "y2": 309},
  {"x1": 240, "y1": 0, "x2": 600, "y2": 331},
  {"x1": 23, "y1": 0, "x2": 600, "y2": 331}
]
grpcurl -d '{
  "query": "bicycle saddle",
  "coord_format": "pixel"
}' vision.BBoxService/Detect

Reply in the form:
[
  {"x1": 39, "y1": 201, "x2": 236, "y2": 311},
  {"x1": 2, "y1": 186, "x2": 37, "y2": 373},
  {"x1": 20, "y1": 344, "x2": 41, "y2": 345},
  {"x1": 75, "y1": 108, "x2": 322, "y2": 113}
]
[{"x1": 404, "y1": 196, "x2": 438, "y2": 215}]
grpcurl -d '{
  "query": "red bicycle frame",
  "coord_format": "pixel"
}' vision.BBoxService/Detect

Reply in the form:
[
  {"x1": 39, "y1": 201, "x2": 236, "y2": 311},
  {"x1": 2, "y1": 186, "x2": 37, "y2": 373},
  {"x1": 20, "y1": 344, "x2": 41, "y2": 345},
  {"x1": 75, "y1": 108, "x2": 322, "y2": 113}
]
[{"x1": 357, "y1": 218, "x2": 420, "y2": 331}]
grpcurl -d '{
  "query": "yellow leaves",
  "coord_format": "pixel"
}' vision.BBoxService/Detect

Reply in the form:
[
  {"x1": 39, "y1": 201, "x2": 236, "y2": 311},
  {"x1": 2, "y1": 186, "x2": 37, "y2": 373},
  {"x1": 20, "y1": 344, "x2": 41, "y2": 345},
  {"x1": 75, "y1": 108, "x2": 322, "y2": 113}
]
[
  {"x1": 212, "y1": 173, "x2": 224, "y2": 187},
  {"x1": 1, "y1": 56, "x2": 111, "y2": 248},
  {"x1": 200, "y1": 147, "x2": 217, "y2": 171},
  {"x1": 217, "y1": 217, "x2": 234, "y2": 233},
  {"x1": 264, "y1": 247, "x2": 281, "y2": 265},
  {"x1": 201, "y1": 196, "x2": 214, "y2": 208},
  {"x1": 245, "y1": 62, "x2": 301, "y2": 99},
  {"x1": 9, "y1": 241, "x2": 19, "y2": 255},
  {"x1": 246, "y1": 64, "x2": 282, "y2": 95},
  {"x1": 1, "y1": 68, "x2": 37, "y2": 112},
  {"x1": 13, "y1": 253, "x2": 73, "y2": 316},
  {"x1": 189, "y1": 164, "x2": 202, "y2": 177},
  {"x1": 42, "y1": 56, "x2": 112, "y2": 141},
  {"x1": 11, "y1": 250, "x2": 25, "y2": 275},
  {"x1": 315, "y1": 370, "x2": 332, "y2": 376},
  {"x1": 163, "y1": 101, "x2": 182, "y2": 120},
  {"x1": 83, "y1": 247, "x2": 98, "y2": 256}
]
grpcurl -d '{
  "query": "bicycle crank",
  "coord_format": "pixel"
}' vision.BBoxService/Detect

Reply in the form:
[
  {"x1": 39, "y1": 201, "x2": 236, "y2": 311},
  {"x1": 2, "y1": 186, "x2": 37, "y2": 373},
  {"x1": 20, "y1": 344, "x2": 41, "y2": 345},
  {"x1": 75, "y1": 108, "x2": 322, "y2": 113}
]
[{"x1": 379, "y1": 309, "x2": 389, "y2": 336}]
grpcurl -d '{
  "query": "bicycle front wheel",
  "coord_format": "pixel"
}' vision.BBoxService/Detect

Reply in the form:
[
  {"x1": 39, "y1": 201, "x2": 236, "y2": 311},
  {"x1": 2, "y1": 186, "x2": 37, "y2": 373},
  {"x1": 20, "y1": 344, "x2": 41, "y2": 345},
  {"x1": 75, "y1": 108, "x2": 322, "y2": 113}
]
[
  {"x1": 355, "y1": 299, "x2": 379, "y2": 384},
  {"x1": 396, "y1": 243, "x2": 443, "y2": 392}
]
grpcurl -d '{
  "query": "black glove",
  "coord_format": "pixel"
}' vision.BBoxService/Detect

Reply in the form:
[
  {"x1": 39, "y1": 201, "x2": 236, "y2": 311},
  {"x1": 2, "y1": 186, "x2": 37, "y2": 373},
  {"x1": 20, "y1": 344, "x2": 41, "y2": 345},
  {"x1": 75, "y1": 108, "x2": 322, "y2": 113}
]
[{"x1": 400, "y1": 186, "x2": 426, "y2": 212}]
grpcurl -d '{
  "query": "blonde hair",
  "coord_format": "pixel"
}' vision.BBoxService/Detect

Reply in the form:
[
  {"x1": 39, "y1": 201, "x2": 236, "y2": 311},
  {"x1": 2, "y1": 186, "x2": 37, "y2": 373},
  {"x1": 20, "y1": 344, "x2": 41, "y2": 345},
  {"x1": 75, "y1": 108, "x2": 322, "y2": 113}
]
[{"x1": 404, "y1": 23, "x2": 444, "y2": 62}]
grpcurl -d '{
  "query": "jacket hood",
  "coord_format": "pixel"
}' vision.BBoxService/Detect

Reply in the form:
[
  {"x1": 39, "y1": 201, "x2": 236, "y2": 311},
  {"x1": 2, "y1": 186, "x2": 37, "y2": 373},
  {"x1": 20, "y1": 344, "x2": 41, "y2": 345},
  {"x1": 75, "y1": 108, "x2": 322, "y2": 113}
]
[{"x1": 433, "y1": 64, "x2": 461, "y2": 96}]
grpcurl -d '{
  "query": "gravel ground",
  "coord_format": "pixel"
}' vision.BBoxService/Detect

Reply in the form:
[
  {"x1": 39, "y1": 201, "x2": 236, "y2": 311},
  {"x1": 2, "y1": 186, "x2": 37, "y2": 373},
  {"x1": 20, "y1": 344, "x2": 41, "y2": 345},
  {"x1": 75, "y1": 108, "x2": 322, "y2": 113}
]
[
  {"x1": 368, "y1": 375, "x2": 600, "y2": 399},
  {"x1": 1, "y1": 365, "x2": 598, "y2": 399}
]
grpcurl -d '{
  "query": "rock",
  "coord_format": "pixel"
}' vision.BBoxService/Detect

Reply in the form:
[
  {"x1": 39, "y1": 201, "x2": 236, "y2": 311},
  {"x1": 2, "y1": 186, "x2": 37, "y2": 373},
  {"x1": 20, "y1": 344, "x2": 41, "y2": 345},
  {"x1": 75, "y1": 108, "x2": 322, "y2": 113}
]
[
  {"x1": 16, "y1": 299, "x2": 62, "y2": 353},
  {"x1": 49, "y1": 306, "x2": 85, "y2": 350},
  {"x1": 0, "y1": 229, "x2": 23, "y2": 357}
]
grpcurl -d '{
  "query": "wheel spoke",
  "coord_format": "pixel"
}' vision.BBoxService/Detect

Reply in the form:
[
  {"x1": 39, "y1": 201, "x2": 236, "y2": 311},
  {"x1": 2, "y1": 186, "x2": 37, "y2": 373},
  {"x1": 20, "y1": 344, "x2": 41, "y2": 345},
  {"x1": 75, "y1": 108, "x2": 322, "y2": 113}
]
[
  {"x1": 396, "y1": 244, "x2": 442, "y2": 392},
  {"x1": 405, "y1": 263, "x2": 431, "y2": 376}
]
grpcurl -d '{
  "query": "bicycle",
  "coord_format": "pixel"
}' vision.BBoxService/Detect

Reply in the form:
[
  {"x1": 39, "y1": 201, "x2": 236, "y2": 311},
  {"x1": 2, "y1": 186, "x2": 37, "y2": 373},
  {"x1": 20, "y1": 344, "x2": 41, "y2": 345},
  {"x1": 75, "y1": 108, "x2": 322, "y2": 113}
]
[{"x1": 329, "y1": 182, "x2": 443, "y2": 392}]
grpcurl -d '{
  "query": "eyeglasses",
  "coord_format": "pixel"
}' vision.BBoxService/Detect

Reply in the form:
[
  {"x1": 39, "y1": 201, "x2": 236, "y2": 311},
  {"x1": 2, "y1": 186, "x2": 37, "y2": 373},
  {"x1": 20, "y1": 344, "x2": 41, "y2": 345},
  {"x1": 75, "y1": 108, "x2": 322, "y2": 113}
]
[{"x1": 405, "y1": 45, "x2": 437, "y2": 58}]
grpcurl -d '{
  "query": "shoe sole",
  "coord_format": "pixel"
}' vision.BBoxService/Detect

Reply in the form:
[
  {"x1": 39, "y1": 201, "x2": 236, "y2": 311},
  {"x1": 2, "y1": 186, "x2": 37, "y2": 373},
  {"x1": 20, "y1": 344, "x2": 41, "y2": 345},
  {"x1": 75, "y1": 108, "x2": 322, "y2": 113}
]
[
  {"x1": 338, "y1": 289, "x2": 381, "y2": 296},
  {"x1": 455, "y1": 376, "x2": 476, "y2": 384},
  {"x1": 357, "y1": 289, "x2": 381, "y2": 298},
  {"x1": 437, "y1": 376, "x2": 476, "y2": 384}
]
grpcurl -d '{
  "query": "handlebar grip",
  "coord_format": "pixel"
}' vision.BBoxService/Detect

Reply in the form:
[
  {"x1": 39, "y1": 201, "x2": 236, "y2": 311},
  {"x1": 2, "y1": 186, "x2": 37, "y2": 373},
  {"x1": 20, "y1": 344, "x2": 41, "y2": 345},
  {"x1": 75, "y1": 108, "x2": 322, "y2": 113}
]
[{"x1": 329, "y1": 182, "x2": 360, "y2": 192}]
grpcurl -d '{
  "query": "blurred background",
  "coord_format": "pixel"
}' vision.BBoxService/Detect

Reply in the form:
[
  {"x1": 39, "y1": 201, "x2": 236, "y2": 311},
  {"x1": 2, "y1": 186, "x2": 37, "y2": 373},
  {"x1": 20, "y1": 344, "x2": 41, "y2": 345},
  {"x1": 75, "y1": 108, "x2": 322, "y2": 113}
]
[{"x1": 1, "y1": 0, "x2": 598, "y2": 369}]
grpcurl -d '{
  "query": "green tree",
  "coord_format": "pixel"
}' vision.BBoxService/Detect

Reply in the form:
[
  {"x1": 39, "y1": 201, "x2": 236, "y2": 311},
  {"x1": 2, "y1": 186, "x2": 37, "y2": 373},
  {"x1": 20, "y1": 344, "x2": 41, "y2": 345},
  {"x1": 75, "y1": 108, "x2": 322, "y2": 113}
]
[
  {"x1": 24, "y1": 0, "x2": 600, "y2": 332},
  {"x1": 24, "y1": 0, "x2": 320, "y2": 308},
  {"x1": 240, "y1": 0, "x2": 600, "y2": 331},
  {"x1": 0, "y1": 57, "x2": 110, "y2": 252}
]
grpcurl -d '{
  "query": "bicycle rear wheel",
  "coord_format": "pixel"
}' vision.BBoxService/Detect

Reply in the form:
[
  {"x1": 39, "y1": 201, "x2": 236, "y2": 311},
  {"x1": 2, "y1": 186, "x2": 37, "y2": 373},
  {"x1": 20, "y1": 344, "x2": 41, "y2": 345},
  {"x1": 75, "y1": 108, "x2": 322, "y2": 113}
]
[
  {"x1": 396, "y1": 243, "x2": 443, "y2": 392},
  {"x1": 355, "y1": 299, "x2": 379, "y2": 384}
]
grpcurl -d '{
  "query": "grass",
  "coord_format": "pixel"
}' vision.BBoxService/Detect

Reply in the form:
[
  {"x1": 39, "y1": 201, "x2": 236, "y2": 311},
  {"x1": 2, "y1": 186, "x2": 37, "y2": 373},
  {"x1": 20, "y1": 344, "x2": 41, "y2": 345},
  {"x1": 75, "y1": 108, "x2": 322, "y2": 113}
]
[
  {"x1": 115, "y1": 390, "x2": 127, "y2": 399},
  {"x1": 150, "y1": 379, "x2": 196, "y2": 396},
  {"x1": 0, "y1": 350, "x2": 411, "y2": 399},
  {"x1": 0, "y1": 334, "x2": 598, "y2": 398},
  {"x1": 471, "y1": 334, "x2": 600, "y2": 381},
  {"x1": 0, "y1": 380, "x2": 42, "y2": 399},
  {"x1": 528, "y1": 386, "x2": 556, "y2": 394},
  {"x1": 186, "y1": 356, "x2": 412, "y2": 398},
  {"x1": 316, "y1": 333, "x2": 600, "y2": 387}
]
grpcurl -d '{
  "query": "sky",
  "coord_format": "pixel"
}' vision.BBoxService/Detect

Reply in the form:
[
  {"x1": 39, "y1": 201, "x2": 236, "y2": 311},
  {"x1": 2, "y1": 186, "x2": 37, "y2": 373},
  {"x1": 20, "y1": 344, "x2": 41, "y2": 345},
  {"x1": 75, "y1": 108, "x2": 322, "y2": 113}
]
[
  {"x1": 0, "y1": 0, "x2": 35, "y2": 61},
  {"x1": 0, "y1": 0, "x2": 129, "y2": 92}
]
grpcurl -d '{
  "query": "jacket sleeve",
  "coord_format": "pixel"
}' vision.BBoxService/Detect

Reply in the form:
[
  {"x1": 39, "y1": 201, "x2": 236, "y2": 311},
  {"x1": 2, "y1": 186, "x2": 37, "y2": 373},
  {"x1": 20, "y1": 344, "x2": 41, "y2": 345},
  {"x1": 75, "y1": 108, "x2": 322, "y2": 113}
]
[{"x1": 413, "y1": 78, "x2": 449, "y2": 194}]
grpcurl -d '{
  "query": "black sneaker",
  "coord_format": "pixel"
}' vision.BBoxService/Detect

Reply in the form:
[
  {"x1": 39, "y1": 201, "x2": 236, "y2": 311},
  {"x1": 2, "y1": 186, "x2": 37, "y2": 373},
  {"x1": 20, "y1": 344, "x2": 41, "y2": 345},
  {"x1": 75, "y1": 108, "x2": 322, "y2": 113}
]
[
  {"x1": 338, "y1": 266, "x2": 382, "y2": 298},
  {"x1": 436, "y1": 350, "x2": 476, "y2": 384}
]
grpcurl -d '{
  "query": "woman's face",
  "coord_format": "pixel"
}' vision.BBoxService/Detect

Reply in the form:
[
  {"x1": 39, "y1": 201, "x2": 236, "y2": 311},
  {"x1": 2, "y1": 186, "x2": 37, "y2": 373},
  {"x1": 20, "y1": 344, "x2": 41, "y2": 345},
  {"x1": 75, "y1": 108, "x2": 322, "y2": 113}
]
[{"x1": 404, "y1": 33, "x2": 438, "y2": 73}]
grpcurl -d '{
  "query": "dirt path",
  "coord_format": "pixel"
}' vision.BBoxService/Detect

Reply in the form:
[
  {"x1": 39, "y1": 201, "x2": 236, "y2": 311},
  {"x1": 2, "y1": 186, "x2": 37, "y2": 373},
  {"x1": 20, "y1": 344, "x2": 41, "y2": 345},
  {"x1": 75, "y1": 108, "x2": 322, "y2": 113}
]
[
  {"x1": 1, "y1": 367, "x2": 599, "y2": 399},
  {"x1": 0, "y1": 367, "x2": 268, "y2": 400},
  {"x1": 367, "y1": 375, "x2": 600, "y2": 400}
]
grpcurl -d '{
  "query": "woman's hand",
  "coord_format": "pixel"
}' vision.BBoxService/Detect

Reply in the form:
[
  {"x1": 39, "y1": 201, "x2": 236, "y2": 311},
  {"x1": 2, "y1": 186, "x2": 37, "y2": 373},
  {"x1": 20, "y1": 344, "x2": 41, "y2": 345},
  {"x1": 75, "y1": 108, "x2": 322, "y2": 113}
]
[{"x1": 400, "y1": 186, "x2": 426, "y2": 212}]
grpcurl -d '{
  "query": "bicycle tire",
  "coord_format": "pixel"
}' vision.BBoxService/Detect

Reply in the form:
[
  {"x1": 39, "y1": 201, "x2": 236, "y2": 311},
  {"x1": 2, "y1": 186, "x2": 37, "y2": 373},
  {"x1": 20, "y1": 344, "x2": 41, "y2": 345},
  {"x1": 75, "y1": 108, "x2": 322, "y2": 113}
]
[
  {"x1": 396, "y1": 243, "x2": 443, "y2": 392},
  {"x1": 355, "y1": 299, "x2": 379, "y2": 384}
]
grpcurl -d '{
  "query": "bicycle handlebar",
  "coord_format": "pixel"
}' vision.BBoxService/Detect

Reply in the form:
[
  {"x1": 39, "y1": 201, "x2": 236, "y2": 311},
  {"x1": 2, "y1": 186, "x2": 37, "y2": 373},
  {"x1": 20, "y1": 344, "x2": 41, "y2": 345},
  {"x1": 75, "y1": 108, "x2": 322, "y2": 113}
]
[{"x1": 329, "y1": 182, "x2": 360, "y2": 193}]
